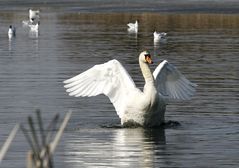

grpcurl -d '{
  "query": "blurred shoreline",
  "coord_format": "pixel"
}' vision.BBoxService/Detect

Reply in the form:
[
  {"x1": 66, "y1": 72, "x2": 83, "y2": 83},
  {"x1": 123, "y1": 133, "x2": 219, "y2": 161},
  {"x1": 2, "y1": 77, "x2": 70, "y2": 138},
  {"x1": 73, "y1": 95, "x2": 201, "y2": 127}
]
[{"x1": 0, "y1": 0, "x2": 239, "y2": 14}]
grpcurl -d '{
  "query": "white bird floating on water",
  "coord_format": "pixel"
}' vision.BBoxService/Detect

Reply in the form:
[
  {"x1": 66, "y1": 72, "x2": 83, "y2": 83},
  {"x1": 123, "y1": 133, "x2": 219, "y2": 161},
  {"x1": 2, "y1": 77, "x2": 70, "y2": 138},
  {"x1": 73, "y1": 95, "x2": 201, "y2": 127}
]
[
  {"x1": 8, "y1": 25, "x2": 16, "y2": 38},
  {"x1": 64, "y1": 51, "x2": 197, "y2": 127},
  {"x1": 127, "y1": 20, "x2": 138, "y2": 33},
  {"x1": 154, "y1": 31, "x2": 167, "y2": 42},
  {"x1": 29, "y1": 9, "x2": 40, "y2": 23},
  {"x1": 23, "y1": 9, "x2": 40, "y2": 28}
]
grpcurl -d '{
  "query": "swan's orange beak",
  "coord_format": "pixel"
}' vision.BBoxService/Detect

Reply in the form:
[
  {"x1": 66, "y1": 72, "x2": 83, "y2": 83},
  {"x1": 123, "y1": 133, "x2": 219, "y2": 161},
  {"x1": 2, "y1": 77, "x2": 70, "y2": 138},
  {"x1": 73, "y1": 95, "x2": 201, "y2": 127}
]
[{"x1": 145, "y1": 55, "x2": 153, "y2": 64}]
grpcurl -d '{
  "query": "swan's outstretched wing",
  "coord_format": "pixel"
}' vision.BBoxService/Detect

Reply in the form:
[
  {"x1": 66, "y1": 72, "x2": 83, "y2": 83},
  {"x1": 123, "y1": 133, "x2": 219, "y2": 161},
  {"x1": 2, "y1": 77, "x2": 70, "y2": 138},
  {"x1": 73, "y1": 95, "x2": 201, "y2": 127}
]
[
  {"x1": 63, "y1": 59, "x2": 136, "y2": 118},
  {"x1": 153, "y1": 60, "x2": 197, "y2": 101}
]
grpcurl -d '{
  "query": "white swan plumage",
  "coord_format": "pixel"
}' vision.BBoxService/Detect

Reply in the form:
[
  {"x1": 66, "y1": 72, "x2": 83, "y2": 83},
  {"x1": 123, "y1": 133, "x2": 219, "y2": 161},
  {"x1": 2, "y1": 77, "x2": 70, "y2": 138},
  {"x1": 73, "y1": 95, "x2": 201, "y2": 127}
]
[
  {"x1": 64, "y1": 51, "x2": 197, "y2": 127},
  {"x1": 127, "y1": 20, "x2": 138, "y2": 33}
]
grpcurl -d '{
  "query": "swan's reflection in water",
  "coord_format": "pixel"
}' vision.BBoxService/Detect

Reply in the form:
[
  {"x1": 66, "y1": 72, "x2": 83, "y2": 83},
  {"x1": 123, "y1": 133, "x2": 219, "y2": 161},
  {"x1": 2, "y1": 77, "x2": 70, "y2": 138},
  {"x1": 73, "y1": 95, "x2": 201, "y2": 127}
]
[
  {"x1": 28, "y1": 31, "x2": 39, "y2": 56},
  {"x1": 65, "y1": 128, "x2": 165, "y2": 167},
  {"x1": 154, "y1": 38, "x2": 167, "y2": 48},
  {"x1": 8, "y1": 35, "x2": 17, "y2": 52},
  {"x1": 8, "y1": 38, "x2": 13, "y2": 52},
  {"x1": 29, "y1": 30, "x2": 39, "y2": 39},
  {"x1": 113, "y1": 128, "x2": 166, "y2": 167},
  {"x1": 127, "y1": 29, "x2": 138, "y2": 40}
]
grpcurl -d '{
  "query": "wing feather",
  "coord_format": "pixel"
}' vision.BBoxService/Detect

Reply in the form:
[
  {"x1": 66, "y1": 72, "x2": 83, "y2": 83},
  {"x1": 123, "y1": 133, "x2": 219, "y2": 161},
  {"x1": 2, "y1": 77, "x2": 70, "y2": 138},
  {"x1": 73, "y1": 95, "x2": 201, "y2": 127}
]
[
  {"x1": 68, "y1": 79, "x2": 93, "y2": 96},
  {"x1": 153, "y1": 60, "x2": 197, "y2": 101},
  {"x1": 64, "y1": 59, "x2": 136, "y2": 118}
]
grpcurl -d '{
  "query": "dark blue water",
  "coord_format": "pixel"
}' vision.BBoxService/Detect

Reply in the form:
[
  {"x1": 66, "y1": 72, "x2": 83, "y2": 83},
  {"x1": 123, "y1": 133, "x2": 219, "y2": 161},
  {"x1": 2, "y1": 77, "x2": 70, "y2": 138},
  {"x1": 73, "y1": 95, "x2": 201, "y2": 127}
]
[{"x1": 0, "y1": 5, "x2": 239, "y2": 168}]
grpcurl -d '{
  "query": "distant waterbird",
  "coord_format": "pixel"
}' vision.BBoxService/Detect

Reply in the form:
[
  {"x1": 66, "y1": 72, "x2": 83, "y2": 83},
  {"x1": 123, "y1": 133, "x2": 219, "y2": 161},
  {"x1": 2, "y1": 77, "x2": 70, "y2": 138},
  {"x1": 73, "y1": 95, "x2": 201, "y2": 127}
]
[
  {"x1": 127, "y1": 20, "x2": 138, "y2": 33},
  {"x1": 22, "y1": 8, "x2": 40, "y2": 27},
  {"x1": 8, "y1": 25, "x2": 16, "y2": 39},
  {"x1": 153, "y1": 31, "x2": 167, "y2": 42},
  {"x1": 29, "y1": 9, "x2": 40, "y2": 23}
]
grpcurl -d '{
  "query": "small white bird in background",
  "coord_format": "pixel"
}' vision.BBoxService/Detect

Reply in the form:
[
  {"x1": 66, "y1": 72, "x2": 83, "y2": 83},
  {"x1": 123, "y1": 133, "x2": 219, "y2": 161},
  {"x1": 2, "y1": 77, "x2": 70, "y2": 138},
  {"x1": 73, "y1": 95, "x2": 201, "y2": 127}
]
[
  {"x1": 153, "y1": 31, "x2": 167, "y2": 42},
  {"x1": 127, "y1": 20, "x2": 138, "y2": 33},
  {"x1": 8, "y1": 25, "x2": 16, "y2": 38},
  {"x1": 63, "y1": 51, "x2": 197, "y2": 127},
  {"x1": 29, "y1": 9, "x2": 40, "y2": 23},
  {"x1": 23, "y1": 8, "x2": 40, "y2": 28}
]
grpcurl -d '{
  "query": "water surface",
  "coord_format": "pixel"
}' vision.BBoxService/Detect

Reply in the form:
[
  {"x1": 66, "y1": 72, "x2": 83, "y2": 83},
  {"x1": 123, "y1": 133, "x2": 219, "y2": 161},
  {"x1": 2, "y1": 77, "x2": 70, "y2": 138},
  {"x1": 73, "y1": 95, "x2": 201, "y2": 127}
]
[{"x1": 0, "y1": 8, "x2": 239, "y2": 168}]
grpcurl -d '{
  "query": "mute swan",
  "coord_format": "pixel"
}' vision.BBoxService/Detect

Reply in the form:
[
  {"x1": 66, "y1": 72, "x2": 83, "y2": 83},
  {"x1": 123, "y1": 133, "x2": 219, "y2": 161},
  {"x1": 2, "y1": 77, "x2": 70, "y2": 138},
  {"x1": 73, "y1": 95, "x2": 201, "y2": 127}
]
[
  {"x1": 64, "y1": 51, "x2": 197, "y2": 127},
  {"x1": 8, "y1": 25, "x2": 16, "y2": 38},
  {"x1": 127, "y1": 20, "x2": 138, "y2": 33},
  {"x1": 154, "y1": 31, "x2": 167, "y2": 42}
]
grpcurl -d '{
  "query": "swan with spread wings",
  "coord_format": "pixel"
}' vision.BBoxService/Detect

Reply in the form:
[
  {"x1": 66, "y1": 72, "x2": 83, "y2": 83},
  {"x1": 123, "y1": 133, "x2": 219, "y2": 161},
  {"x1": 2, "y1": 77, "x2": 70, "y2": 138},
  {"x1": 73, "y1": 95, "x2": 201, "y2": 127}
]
[{"x1": 64, "y1": 51, "x2": 197, "y2": 127}]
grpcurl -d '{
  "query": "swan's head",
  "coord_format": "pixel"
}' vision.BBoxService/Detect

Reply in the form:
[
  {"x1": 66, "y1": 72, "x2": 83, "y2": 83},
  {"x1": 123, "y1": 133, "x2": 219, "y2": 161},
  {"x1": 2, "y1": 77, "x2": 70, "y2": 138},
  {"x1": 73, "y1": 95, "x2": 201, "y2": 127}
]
[{"x1": 139, "y1": 51, "x2": 153, "y2": 64}]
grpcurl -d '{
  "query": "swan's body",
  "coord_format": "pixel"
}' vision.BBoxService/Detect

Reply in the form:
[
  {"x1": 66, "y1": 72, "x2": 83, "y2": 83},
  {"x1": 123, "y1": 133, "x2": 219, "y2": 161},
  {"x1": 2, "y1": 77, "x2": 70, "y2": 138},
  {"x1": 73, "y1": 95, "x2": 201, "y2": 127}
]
[
  {"x1": 154, "y1": 31, "x2": 167, "y2": 42},
  {"x1": 8, "y1": 25, "x2": 16, "y2": 38},
  {"x1": 127, "y1": 20, "x2": 138, "y2": 33},
  {"x1": 64, "y1": 51, "x2": 197, "y2": 127}
]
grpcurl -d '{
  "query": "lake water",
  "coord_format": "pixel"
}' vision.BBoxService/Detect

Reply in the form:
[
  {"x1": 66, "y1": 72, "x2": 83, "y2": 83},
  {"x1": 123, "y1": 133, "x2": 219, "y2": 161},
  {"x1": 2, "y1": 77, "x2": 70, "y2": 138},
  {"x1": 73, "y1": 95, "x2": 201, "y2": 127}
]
[{"x1": 0, "y1": 2, "x2": 239, "y2": 168}]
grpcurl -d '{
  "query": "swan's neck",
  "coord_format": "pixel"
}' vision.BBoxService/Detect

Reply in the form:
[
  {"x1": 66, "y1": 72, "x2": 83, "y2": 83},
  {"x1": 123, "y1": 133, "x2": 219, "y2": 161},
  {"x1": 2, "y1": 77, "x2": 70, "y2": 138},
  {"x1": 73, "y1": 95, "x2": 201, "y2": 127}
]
[{"x1": 139, "y1": 61, "x2": 154, "y2": 84}]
